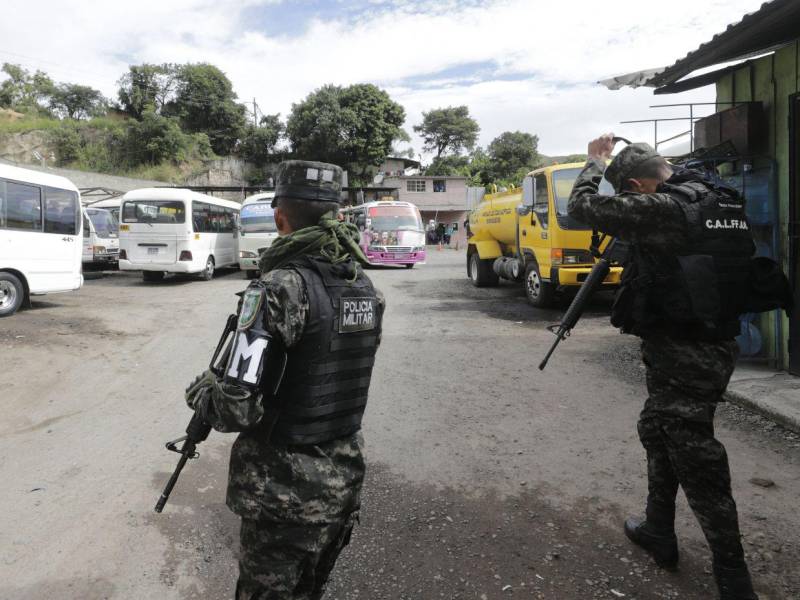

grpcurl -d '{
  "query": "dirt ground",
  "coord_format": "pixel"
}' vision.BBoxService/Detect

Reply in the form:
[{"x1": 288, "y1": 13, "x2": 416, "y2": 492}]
[{"x1": 1, "y1": 251, "x2": 798, "y2": 599}]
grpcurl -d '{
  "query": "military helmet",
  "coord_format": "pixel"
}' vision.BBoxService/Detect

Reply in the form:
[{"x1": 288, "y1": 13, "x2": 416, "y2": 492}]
[
  {"x1": 272, "y1": 160, "x2": 344, "y2": 207},
  {"x1": 605, "y1": 142, "x2": 661, "y2": 192}
]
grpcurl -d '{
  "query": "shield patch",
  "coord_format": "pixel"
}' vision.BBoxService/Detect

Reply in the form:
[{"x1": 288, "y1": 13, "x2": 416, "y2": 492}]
[{"x1": 238, "y1": 287, "x2": 264, "y2": 329}]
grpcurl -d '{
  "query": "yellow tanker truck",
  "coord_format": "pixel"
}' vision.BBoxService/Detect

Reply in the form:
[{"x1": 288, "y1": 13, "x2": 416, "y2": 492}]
[{"x1": 466, "y1": 162, "x2": 623, "y2": 307}]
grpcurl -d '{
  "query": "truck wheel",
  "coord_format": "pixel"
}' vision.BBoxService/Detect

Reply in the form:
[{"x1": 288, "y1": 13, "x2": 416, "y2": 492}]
[
  {"x1": 201, "y1": 256, "x2": 215, "y2": 281},
  {"x1": 142, "y1": 271, "x2": 165, "y2": 283},
  {"x1": 0, "y1": 272, "x2": 25, "y2": 317},
  {"x1": 469, "y1": 252, "x2": 499, "y2": 287},
  {"x1": 524, "y1": 262, "x2": 554, "y2": 307}
]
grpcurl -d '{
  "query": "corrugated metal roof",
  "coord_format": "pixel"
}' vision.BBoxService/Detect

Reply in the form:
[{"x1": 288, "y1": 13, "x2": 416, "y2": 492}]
[
  {"x1": 601, "y1": 0, "x2": 800, "y2": 91},
  {"x1": 649, "y1": 0, "x2": 800, "y2": 87}
]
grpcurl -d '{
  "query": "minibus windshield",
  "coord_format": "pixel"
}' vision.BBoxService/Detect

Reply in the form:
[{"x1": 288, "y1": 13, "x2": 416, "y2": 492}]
[
  {"x1": 241, "y1": 203, "x2": 276, "y2": 233},
  {"x1": 367, "y1": 205, "x2": 423, "y2": 232},
  {"x1": 122, "y1": 200, "x2": 186, "y2": 224},
  {"x1": 552, "y1": 168, "x2": 615, "y2": 230},
  {"x1": 87, "y1": 209, "x2": 118, "y2": 238}
]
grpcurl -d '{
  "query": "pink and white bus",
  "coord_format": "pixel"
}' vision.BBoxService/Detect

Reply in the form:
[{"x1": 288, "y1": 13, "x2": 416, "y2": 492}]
[{"x1": 341, "y1": 201, "x2": 426, "y2": 268}]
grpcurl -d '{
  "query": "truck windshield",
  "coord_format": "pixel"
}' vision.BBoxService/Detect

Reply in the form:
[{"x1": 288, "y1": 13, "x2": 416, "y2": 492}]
[
  {"x1": 87, "y1": 209, "x2": 118, "y2": 238},
  {"x1": 241, "y1": 202, "x2": 276, "y2": 233},
  {"x1": 552, "y1": 168, "x2": 615, "y2": 230},
  {"x1": 122, "y1": 200, "x2": 186, "y2": 224},
  {"x1": 367, "y1": 205, "x2": 423, "y2": 232}
]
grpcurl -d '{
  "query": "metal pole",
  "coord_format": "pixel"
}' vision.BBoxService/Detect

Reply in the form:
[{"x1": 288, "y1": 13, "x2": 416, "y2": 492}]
[
  {"x1": 654, "y1": 120, "x2": 658, "y2": 150},
  {"x1": 689, "y1": 104, "x2": 694, "y2": 152}
]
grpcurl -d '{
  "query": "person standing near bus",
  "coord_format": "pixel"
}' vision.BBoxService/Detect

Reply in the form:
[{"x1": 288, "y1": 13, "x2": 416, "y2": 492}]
[{"x1": 185, "y1": 160, "x2": 385, "y2": 599}]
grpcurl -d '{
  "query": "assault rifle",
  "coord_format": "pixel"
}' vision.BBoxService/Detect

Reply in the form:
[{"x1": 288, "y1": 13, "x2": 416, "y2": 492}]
[
  {"x1": 538, "y1": 232, "x2": 629, "y2": 370},
  {"x1": 154, "y1": 314, "x2": 237, "y2": 513}
]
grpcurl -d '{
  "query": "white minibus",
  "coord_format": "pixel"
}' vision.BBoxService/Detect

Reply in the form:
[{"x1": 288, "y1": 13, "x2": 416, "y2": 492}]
[
  {"x1": 82, "y1": 207, "x2": 119, "y2": 265},
  {"x1": 118, "y1": 188, "x2": 240, "y2": 282},
  {"x1": 238, "y1": 192, "x2": 277, "y2": 278},
  {"x1": 0, "y1": 163, "x2": 83, "y2": 317}
]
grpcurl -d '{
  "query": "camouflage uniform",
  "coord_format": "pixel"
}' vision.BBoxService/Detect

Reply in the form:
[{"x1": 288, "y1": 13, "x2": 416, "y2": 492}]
[
  {"x1": 189, "y1": 267, "x2": 385, "y2": 600},
  {"x1": 568, "y1": 156, "x2": 748, "y2": 571}
]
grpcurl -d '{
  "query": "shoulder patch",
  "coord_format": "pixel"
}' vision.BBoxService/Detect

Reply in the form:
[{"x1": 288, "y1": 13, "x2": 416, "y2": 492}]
[
  {"x1": 339, "y1": 297, "x2": 376, "y2": 333},
  {"x1": 239, "y1": 287, "x2": 264, "y2": 329}
]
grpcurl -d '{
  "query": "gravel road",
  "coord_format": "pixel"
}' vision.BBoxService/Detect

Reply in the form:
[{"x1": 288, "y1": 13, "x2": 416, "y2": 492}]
[{"x1": 1, "y1": 251, "x2": 797, "y2": 599}]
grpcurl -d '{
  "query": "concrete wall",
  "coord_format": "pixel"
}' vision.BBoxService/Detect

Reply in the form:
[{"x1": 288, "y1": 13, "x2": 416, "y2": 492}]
[{"x1": 715, "y1": 40, "x2": 800, "y2": 369}]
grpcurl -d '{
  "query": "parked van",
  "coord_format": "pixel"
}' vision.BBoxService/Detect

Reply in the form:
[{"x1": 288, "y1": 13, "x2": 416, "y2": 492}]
[
  {"x1": 82, "y1": 207, "x2": 119, "y2": 265},
  {"x1": 238, "y1": 192, "x2": 277, "y2": 278},
  {"x1": 467, "y1": 162, "x2": 622, "y2": 307},
  {"x1": 118, "y1": 188, "x2": 240, "y2": 282},
  {"x1": 0, "y1": 163, "x2": 83, "y2": 316}
]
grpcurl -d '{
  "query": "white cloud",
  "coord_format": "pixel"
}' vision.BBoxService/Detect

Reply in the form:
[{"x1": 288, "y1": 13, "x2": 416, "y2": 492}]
[{"x1": 0, "y1": 0, "x2": 766, "y2": 157}]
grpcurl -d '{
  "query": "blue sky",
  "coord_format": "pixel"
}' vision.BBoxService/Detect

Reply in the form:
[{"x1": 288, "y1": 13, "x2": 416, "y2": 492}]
[{"x1": 0, "y1": 0, "x2": 768, "y2": 157}]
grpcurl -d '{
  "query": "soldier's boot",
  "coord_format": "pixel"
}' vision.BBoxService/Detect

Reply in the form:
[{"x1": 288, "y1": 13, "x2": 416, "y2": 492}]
[
  {"x1": 713, "y1": 564, "x2": 758, "y2": 600},
  {"x1": 623, "y1": 517, "x2": 679, "y2": 571}
]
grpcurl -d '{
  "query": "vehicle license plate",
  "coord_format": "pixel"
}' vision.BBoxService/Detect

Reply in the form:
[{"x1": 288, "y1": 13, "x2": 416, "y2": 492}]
[
  {"x1": 395, "y1": 253, "x2": 411, "y2": 260},
  {"x1": 148, "y1": 247, "x2": 159, "y2": 255}
]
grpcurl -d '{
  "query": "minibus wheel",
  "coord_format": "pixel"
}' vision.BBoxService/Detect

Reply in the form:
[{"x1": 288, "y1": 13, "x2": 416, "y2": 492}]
[
  {"x1": 245, "y1": 270, "x2": 259, "y2": 279},
  {"x1": 201, "y1": 256, "x2": 215, "y2": 281},
  {"x1": 0, "y1": 272, "x2": 24, "y2": 317},
  {"x1": 524, "y1": 262, "x2": 554, "y2": 308},
  {"x1": 405, "y1": 263, "x2": 414, "y2": 269}
]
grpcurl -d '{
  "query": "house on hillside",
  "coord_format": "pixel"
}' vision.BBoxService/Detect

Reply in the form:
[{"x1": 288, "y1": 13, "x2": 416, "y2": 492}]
[{"x1": 603, "y1": 0, "x2": 800, "y2": 374}]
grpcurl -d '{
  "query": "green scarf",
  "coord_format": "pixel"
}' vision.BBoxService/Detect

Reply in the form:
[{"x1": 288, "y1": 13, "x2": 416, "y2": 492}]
[{"x1": 258, "y1": 212, "x2": 369, "y2": 276}]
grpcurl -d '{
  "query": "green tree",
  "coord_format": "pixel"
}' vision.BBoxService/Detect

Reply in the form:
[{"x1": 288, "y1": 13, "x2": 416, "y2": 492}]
[
  {"x1": 286, "y1": 83, "x2": 406, "y2": 183},
  {"x1": 163, "y1": 63, "x2": 246, "y2": 155},
  {"x1": 117, "y1": 63, "x2": 176, "y2": 119},
  {"x1": 413, "y1": 106, "x2": 479, "y2": 158},
  {"x1": 0, "y1": 63, "x2": 55, "y2": 114},
  {"x1": 49, "y1": 83, "x2": 107, "y2": 119},
  {"x1": 487, "y1": 131, "x2": 540, "y2": 181},
  {"x1": 239, "y1": 114, "x2": 285, "y2": 166},
  {"x1": 123, "y1": 111, "x2": 205, "y2": 165}
]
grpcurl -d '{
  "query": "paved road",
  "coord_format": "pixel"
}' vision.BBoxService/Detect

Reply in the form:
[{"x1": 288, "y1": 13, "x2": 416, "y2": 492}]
[{"x1": 1, "y1": 251, "x2": 798, "y2": 599}]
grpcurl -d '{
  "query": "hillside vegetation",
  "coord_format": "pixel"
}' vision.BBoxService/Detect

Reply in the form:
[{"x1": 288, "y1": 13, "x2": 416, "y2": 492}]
[{"x1": 0, "y1": 61, "x2": 564, "y2": 189}]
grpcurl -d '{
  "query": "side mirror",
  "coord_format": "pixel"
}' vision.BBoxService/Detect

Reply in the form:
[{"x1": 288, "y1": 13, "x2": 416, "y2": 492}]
[{"x1": 522, "y1": 176, "x2": 535, "y2": 208}]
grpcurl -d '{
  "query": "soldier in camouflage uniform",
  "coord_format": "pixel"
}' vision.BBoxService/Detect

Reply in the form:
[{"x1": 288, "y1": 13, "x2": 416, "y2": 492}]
[
  {"x1": 186, "y1": 160, "x2": 384, "y2": 599},
  {"x1": 568, "y1": 134, "x2": 758, "y2": 600}
]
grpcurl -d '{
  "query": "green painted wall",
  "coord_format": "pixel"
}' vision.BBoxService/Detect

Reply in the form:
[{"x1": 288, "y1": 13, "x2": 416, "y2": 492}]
[{"x1": 715, "y1": 42, "x2": 800, "y2": 368}]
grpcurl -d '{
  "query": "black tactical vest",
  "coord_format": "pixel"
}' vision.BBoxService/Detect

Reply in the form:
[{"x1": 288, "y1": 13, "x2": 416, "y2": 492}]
[
  {"x1": 269, "y1": 256, "x2": 382, "y2": 446},
  {"x1": 612, "y1": 178, "x2": 755, "y2": 340}
]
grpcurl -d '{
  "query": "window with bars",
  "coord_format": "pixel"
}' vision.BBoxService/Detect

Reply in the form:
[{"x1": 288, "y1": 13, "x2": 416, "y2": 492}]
[{"x1": 406, "y1": 180, "x2": 426, "y2": 192}]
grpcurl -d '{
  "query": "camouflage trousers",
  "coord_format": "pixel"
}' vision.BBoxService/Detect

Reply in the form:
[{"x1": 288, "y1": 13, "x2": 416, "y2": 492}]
[
  {"x1": 235, "y1": 512, "x2": 358, "y2": 600},
  {"x1": 637, "y1": 335, "x2": 747, "y2": 569}
]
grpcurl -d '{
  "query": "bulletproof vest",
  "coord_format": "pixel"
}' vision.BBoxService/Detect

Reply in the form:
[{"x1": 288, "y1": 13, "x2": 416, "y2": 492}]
[
  {"x1": 269, "y1": 256, "x2": 382, "y2": 445},
  {"x1": 613, "y1": 179, "x2": 755, "y2": 340}
]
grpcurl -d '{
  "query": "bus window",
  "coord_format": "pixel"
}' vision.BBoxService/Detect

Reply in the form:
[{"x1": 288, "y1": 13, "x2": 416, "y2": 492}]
[
  {"x1": 44, "y1": 188, "x2": 79, "y2": 235},
  {"x1": 240, "y1": 203, "x2": 276, "y2": 233},
  {"x1": 87, "y1": 209, "x2": 118, "y2": 238},
  {"x1": 6, "y1": 181, "x2": 42, "y2": 231},
  {"x1": 122, "y1": 200, "x2": 185, "y2": 224}
]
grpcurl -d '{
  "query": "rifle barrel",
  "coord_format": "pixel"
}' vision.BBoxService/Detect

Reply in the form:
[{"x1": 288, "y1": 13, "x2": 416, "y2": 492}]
[{"x1": 154, "y1": 443, "x2": 193, "y2": 513}]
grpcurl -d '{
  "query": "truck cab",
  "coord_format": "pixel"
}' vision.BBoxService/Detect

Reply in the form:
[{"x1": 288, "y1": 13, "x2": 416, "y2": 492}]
[{"x1": 467, "y1": 162, "x2": 623, "y2": 307}]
